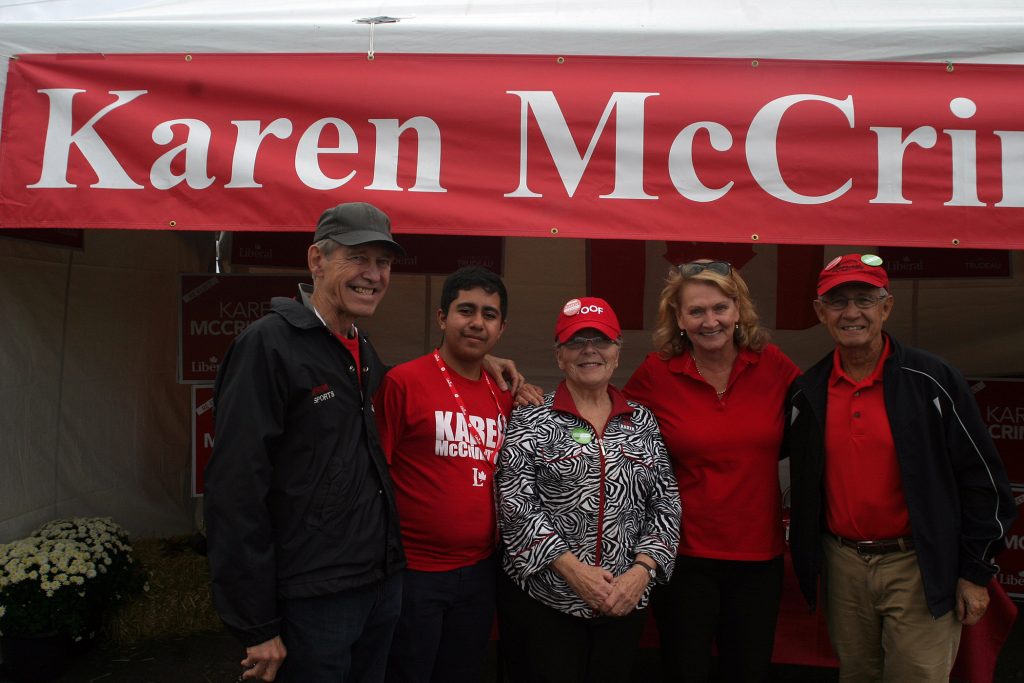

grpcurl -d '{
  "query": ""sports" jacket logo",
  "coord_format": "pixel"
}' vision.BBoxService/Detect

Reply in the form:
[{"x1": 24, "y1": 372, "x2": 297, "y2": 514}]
[{"x1": 312, "y1": 383, "x2": 336, "y2": 404}]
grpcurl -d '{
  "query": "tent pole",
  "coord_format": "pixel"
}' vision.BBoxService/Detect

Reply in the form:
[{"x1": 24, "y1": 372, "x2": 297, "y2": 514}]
[{"x1": 910, "y1": 279, "x2": 920, "y2": 347}]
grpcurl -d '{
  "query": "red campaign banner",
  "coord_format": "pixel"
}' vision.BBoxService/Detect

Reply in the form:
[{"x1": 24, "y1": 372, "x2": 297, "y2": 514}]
[
  {"x1": 589, "y1": 239, "x2": 646, "y2": 329},
  {"x1": 775, "y1": 244, "x2": 823, "y2": 331},
  {"x1": 999, "y1": 485, "x2": 1024, "y2": 600},
  {"x1": 969, "y1": 378, "x2": 1024, "y2": 484},
  {"x1": 179, "y1": 273, "x2": 308, "y2": 383},
  {"x1": 879, "y1": 247, "x2": 1012, "y2": 279},
  {"x1": 191, "y1": 385, "x2": 214, "y2": 497},
  {"x1": 232, "y1": 231, "x2": 504, "y2": 274},
  {"x1": 3, "y1": 54, "x2": 1024, "y2": 248},
  {"x1": 969, "y1": 377, "x2": 1024, "y2": 599}
]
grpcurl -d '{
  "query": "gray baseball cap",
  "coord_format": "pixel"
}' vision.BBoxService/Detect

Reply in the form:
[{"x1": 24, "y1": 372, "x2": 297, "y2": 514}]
[{"x1": 313, "y1": 202, "x2": 404, "y2": 255}]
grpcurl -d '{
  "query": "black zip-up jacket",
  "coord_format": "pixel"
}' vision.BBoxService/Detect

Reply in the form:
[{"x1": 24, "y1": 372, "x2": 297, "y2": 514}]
[
  {"x1": 785, "y1": 335, "x2": 1015, "y2": 618},
  {"x1": 204, "y1": 290, "x2": 405, "y2": 646}
]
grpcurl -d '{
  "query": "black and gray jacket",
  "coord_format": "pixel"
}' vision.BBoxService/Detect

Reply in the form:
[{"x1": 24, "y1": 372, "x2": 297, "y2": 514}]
[
  {"x1": 785, "y1": 334, "x2": 1015, "y2": 618},
  {"x1": 204, "y1": 289, "x2": 405, "y2": 646}
]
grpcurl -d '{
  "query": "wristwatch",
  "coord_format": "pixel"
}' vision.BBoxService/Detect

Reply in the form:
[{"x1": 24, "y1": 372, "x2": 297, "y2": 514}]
[{"x1": 633, "y1": 559, "x2": 657, "y2": 581}]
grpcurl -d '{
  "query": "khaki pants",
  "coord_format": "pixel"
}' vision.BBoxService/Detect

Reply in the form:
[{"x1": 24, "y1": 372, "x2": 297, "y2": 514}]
[{"x1": 822, "y1": 534, "x2": 961, "y2": 682}]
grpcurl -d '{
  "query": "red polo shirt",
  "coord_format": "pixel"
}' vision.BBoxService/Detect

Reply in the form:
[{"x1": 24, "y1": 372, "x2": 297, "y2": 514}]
[
  {"x1": 624, "y1": 344, "x2": 800, "y2": 560},
  {"x1": 824, "y1": 336, "x2": 912, "y2": 540}
]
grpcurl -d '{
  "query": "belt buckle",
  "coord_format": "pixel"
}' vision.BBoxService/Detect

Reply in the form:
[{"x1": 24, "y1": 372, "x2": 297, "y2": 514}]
[{"x1": 854, "y1": 540, "x2": 879, "y2": 556}]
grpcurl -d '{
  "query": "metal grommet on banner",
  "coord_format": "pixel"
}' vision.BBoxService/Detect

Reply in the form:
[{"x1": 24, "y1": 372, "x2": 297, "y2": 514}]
[
  {"x1": 751, "y1": 59, "x2": 760, "y2": 68},
  {"x1": 946, "y1": 61, "x2": 955, "y2": 73},
  {"x1": 184, "y1": 55, "x2": 193, "y2": 62},
  {"x1": 169, "y1": 220, "x2": 177, "y2": 227},
  {"x1": 550, "y1": 228, "x2": 559, "y2": 235},
  {"x1": 557, "y1": 57, "x2": 565, "y2": 64},
  {"x1": 355, "y1": 16, "x2": 401, "y2": 61},
  {"x1": 952, "y1": 238, "x2": 960, "y2": 246},
  {"x1": 751, "y1": 233, "x2": 760, "y2": 241}
]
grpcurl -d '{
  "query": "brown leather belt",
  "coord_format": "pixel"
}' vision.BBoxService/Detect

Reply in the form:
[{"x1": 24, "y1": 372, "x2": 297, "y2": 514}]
[{"x1": 836, "y1": 535, "x2": 914, "y2": 555}]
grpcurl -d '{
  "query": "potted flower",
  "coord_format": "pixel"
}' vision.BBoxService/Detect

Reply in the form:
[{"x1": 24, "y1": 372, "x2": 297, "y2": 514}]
[
  {"x1": 0, "y1": 518, "x2": 147, "y2": 682},
  {"x1": 33, "y1": 517, "x2": 148, "y2": 614}
]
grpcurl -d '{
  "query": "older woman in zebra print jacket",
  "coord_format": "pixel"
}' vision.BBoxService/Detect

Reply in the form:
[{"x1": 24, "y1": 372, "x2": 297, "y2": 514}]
[{"x1": 495, "y1": 297, "x2": 680, "y2": 683}]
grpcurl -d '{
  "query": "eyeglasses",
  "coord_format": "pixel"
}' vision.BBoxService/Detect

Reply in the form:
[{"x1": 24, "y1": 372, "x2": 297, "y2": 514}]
[
  {"x1": 679, "y1": 261, "x2": 732, "y2": 277},
  {"x1": 818, "y1": 294, "x2": 889, "y2": 311},
  {"x1": 561, "y1": 335, "x2": 619, "y2": 351}
]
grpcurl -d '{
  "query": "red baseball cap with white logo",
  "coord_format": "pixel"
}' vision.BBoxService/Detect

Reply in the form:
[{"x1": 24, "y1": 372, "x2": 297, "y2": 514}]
[
  {"x1": 817, "y1": 254, "x2": 890, "y2": 297},
  {"x1": 554, "y1": 297, "x2": 622, "y2": 343}
]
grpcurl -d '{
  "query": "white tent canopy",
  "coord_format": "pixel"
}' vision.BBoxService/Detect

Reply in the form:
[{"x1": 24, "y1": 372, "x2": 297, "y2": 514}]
[{"x1": 2, "y1": 0, "x2": 1024, "y2": 63}]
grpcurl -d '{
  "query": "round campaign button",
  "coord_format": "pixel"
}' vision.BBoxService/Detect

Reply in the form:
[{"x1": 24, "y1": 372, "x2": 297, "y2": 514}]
[{"x1": 571, "y1": 427, "x2": 593, "y2": 444}]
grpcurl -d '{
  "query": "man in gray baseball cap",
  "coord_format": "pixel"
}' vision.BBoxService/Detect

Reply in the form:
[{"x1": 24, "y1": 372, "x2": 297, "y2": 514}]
[
  {"x1": 206, "y1": 202, "x2": 406, "y2": 682},
  {"x1": 313, "y1": 202, "x2": 405, "y2": 256}
]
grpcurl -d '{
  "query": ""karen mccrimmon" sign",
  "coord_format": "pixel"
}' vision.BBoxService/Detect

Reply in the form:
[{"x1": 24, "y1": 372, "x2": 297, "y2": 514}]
[{"x1": 2, "y1": 54, "x2": 1022, "y2": 248}]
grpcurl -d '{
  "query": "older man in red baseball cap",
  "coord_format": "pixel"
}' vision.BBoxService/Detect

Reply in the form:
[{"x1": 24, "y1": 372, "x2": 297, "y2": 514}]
[{"x1": 784, "y1": 253, "x2": 1016, "y2": 681}]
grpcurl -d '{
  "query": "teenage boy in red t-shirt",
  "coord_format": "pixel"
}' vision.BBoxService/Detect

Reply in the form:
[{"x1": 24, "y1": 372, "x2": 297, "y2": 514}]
[{"x1": 374, "y1": 266, "x2": 515, "y2": 683}]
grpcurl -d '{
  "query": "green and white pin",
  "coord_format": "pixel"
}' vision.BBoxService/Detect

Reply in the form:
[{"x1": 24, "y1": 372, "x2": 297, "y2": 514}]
[
  {"x1": 571, "y1": 427, "x2": 593, "y2": 445},
  {"x1": 861, "y1": 254, "x2": 884, "y2": 267}
]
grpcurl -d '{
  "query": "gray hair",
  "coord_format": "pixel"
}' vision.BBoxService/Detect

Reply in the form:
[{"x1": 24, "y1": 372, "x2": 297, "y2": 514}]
[{"x1": 314, "y1": 237, "x2": 340, "y2": 258}]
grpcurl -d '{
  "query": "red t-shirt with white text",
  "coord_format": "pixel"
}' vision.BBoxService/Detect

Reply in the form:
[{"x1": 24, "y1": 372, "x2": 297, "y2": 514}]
[{"x1": 374, "y1": 353, "x2": 513, "y2": 571}]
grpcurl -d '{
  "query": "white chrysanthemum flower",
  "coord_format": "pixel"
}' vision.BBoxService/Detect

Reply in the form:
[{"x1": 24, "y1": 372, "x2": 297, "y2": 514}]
[{"x1": 3, "y1": 517, "x2": 143, "y2": 641}]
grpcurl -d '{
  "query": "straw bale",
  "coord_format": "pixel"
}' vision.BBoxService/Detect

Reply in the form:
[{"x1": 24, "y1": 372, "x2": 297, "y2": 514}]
[{"x1": 103, "y1": 536, "x2": 222, "y2": 645}]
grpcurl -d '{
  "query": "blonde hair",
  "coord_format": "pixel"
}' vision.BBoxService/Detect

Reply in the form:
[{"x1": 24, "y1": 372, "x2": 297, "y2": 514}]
[{"x1": 652, "y1": 262, "x2": 770, "y2": 358}]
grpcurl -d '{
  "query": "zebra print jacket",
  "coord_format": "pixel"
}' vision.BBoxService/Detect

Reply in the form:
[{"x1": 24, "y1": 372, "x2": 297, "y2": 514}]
[{"x1": 496, "y1": 381, "x2": 681, "y2": 618}]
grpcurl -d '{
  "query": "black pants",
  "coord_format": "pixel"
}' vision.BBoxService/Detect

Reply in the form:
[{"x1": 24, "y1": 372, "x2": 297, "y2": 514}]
[
  {"x1": 385, "y1": 556, "x2": 497, "y2": 683},
  {"x1": 496, "y1": 569, "x2": 648, "y2": 683},
  {"x1": 277, "y1": 572, "x2": 402, "y2": 683},
  {"x1": 654, "y1": 554, "x2": 783, "y2": 683}
]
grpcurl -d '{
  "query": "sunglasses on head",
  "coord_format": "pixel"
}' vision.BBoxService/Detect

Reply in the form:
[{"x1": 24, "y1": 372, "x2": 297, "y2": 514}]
[{"x1": 678, "y1": 261, "x2": 732, "y2": 277}]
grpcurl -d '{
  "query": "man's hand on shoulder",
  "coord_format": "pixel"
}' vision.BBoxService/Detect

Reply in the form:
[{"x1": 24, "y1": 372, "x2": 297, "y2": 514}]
[
  {"x1": 241, "y1": 636, "x2": 287, "y2": 681},
  {"x1": 515, "y1": 383, "x2": 544, "y2": 407},
  {"x1": 956, "y1": 577, "x2": 990, "y2": 626},
  {"x1": 482, "y1": 354, "x2": 527, "y2": 395}
]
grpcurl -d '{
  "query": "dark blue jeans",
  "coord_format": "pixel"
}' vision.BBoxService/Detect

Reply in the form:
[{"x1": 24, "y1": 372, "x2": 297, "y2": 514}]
[
  {"x1": 385, "y1": 555, "x2": 497, "y2": 683},
  {"x1": 277, "y1": 572, "x2": 402, "y2": 683}
]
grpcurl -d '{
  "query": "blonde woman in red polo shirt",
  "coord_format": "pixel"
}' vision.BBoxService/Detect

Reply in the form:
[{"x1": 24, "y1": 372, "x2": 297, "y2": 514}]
[{"x1": 623, "y1": 261, "x2": 800, "y2": 683}]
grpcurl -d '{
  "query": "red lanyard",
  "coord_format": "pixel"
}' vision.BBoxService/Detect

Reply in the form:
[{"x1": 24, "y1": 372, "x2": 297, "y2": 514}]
[{"x1": 432, "y1": 350, "x2": 505, "y2": 463}]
